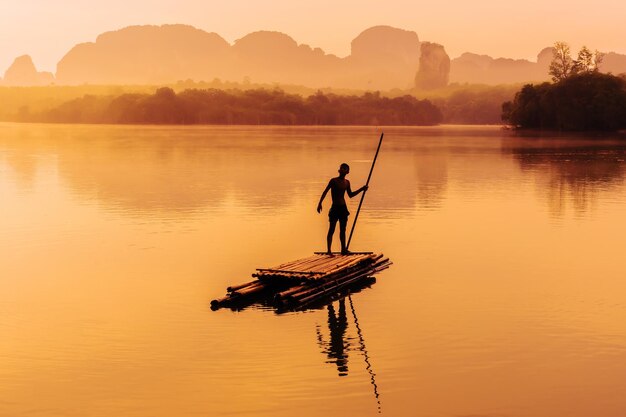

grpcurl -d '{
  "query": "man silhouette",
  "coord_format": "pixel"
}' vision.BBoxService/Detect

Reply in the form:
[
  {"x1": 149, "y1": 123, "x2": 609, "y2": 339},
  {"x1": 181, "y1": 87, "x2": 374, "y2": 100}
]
[{"x1": 317, "y1": 163, "x2": 368, "y2": 255}]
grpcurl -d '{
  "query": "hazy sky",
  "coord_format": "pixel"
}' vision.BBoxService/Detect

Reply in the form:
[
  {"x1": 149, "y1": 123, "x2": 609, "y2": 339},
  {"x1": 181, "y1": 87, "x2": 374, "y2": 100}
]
[{"x1": 1, "y1": 0, "x2": 625, "y2": 73}]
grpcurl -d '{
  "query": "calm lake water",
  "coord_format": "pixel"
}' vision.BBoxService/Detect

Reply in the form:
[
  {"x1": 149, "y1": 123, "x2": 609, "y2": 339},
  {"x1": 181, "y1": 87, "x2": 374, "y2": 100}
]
[{"x1": 2, "y1": 123, "x2": 626, "y2": 417}]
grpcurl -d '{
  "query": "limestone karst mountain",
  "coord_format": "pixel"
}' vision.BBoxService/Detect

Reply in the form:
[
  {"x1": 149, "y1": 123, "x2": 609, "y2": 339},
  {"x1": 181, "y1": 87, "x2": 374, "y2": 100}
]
[
  {"x1": 345, "y1": 25, "x2": 421, "y2": 90},
  {"x1": 415, "y1": 42, "x2": 450, "y2": 90},
  {"x1": 53, "y1": 24, "x2": 423, "y2": 90},
  {"x1": 2, "y1": 55, "x2": 54, "y2": 86},
  {"x1": 56, "y1": 24, "x2": 231, "y2": 84},
  {"x1": 3, "y1": 24, "x2": 626, "y2": 88},
  {"x1": 449, "y1": 51, "x2": 551, "y2": 85},
  {"x1": 230, "y1": 31, "x2": 343, "y2": 87}
]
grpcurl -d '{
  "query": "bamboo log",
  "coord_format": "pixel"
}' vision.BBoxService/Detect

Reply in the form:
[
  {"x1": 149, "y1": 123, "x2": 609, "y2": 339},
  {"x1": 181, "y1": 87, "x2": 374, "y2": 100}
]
[
  {"x1": 295, "y1": 254, "x2": 323, "y2": 263},
  {"x1": 276, "y1": 284, "x2": 308, "y2": 299},
  {"x1": 321, "y1": 254, "x2": 369, "y2": 269},
  {"x1": 289, "y1": 254, "x2": 323, "y2": 265},
  {"x1": 288, "y1": 264, "x2": 378, "y2": 303},
  {"x1": 324, "y1": 256, "x2": 369, "y2": 271},
  {"x1": 256, "y1": 271, "x2": 314, "y2": 283},
  {"x1": 273, "y1": 253, "x2": 375, "y2": 274},
  {"x1": 272, "y1": 255, "x2": 318, "y2": 270},
  {"x1": 293, "y1": 256, "x2": 328, "y2": 271},
  {"x1": 234, "y1": 286, "x2": 266, "y2": 297},
  {"x1": 257, "y1": 255, "x2": 317, "y2": 273},
  {"x1": 299, "y1": 258, "x2": 330, "y2": 271},
  {"x1": 273, "y1": 283, "x2": 311, "y2": 306},
  {"x1": 294, "y1": 275, "x2": 377, "y2": 308},
  {"x1": 210, "y1": 296, "x2": 231, "y2": 308},
  {"x1": 372, "y1": 262, "x2": 391, "y2": 273},
  {"x1": 296, "y1": 260, "x2": 387, "y2": 307},
  {"x1": 227, "y1": 280, "x2": 258, "y2": 292},
  {"x1": 273, "y1": 260, "x2": 314, "y2": 272},
  {"x1": 286, "y1": 276, "x2": 339, "y2": 298},
  {"x1": 317, "y1": 257, "x2": 387, "y2": 287},
  {"x1": 275, "y1": 261, "x2": 377, "y2": 306},
  {"x1": 301, "y1": 256, "x2": 372, "y2": 279},
  {"x1": 313, "y1": 251, "x2": 373, "y2": 255},
  {"x1": 285, "y1": 285, "x2": 328, "y2": 302},
  {"x1": 313, "y1": 257, "x2": 357, "y2": 273},
  {"x1": 297, "y1": 271, "x2": 374, "y2": 308},
  {"x1": 313, "y1": 258, "x2": 375, "y2": 282},
  {"x1": 325, "y1": 254, "x2": 370, "y2": 269},
  {"x1": 256, "y1": 268, "x2": 318, "y2": 275},
  {"x1": 230, "y1": 281, "x2": 265, "y2": 296}
]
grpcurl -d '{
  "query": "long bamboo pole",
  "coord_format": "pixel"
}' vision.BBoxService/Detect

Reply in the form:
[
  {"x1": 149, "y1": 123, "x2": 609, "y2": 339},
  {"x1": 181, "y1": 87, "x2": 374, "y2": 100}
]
[{"x1": 347, "y1": 132, "x2": 384, "y2": 250}]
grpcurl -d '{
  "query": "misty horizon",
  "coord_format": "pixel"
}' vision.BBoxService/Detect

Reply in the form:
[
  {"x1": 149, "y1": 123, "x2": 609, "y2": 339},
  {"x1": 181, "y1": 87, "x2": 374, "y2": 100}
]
[{"x1": 3, "y1": 0, "x2": 626, "y2": 76}]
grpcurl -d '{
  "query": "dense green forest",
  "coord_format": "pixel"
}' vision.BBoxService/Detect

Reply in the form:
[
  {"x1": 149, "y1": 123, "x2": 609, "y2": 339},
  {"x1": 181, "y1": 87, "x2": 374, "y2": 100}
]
[{"x1": 14, "y1": 88, "x2": 444, "y2": 126}]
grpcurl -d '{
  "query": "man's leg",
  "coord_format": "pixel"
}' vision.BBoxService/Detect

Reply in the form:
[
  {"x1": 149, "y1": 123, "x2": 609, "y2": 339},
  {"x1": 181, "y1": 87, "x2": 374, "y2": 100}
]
[
  {"x1": 339, "y1": 217, "x2": 348, "y2": 254},
  {"x1": 327, "y1": 219, "x2": 338, "y2": 254}
]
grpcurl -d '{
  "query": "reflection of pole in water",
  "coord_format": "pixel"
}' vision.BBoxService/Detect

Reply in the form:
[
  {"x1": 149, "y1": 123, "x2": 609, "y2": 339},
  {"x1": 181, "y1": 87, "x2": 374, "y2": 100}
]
[{"x1": 348, "y1": 294, "x2": 382, "y2": 414}]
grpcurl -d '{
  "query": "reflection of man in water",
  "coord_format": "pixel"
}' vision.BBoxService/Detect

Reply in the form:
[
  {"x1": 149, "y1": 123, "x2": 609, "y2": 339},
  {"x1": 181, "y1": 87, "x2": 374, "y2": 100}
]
[
  {"x1": 317, "y1": 163, "x2": 367, "y2": 255},
  {"x1": 318, "y1": 299, "x2": 350, "y2": 376}
]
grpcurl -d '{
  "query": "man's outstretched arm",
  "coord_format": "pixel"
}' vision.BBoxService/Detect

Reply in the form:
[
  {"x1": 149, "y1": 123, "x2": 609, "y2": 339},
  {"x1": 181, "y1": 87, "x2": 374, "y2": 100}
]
[
  {"x1": 317, "y1": 181, "x2": 332, "y2": 213},
  {"x1": 347, "y1": 181, "x2": 368, "y2": 198}
]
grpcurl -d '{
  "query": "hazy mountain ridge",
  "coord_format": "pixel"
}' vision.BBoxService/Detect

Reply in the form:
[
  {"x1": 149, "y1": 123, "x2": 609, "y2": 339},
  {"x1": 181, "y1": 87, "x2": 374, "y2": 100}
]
[
  {"x1": 5, "y1": 24, "x2": 425, "y2": 90},
  {"x1": 2, "y1": 55, "x2": 54, "y2": 86},
  {"x1": 2, "y1": 24, "x2": 626, "y2": 89},
  {"x1": 449, "y1": 48, "x2": 554, "y2": 84},
  {"x1": 57, "y1": 25, "x2": 232, "y2": 85}
]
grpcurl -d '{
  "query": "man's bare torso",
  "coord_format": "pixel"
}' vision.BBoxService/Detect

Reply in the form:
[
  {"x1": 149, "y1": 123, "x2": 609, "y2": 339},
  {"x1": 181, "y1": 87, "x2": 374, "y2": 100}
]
[{"x1": 329, "y1": 177, "x2": 350, "y2": 206}]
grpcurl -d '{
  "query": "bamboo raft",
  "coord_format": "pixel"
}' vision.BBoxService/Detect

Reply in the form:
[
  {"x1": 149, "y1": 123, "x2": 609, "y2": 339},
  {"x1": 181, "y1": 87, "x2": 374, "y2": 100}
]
[{"x1": 211, "y1": 252, "x2": 392, "y2": 311}]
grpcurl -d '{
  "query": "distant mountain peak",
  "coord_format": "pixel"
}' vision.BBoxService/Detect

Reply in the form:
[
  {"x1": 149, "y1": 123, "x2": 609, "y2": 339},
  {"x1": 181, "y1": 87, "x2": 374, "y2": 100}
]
[{"x1": 2, "y1": 54, "x2": 54, "y2": 86}]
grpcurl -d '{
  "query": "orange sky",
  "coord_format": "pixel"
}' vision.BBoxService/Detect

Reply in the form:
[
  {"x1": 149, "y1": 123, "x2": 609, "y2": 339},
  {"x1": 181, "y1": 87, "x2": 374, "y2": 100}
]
[{"x1": 1, "y1": 0, "x2": 625, "y2": 73}]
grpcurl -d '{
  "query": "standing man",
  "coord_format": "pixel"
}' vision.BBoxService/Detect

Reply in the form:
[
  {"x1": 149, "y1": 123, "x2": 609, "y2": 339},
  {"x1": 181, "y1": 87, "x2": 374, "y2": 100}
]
[{"x1": 317, "y1": 163, "x2": 368, "y2": 255}]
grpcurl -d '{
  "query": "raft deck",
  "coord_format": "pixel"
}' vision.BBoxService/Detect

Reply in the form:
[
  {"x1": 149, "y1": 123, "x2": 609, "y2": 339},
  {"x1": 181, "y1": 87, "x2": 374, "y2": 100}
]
[{"x1": 211, "y1": 252, "x2": 391, "y2": 311}]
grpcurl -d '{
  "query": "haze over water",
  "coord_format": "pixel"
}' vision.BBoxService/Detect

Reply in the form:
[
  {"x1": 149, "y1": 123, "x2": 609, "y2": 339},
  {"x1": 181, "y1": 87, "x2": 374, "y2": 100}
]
[{"x1": 2, "y1": 123, "x2": 626, "y2": 417}]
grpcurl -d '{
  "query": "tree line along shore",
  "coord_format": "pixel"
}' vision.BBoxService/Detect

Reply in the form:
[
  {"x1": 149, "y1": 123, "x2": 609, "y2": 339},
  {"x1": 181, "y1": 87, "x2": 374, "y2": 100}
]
[
  {"x1": 10, "y1": 88, "x2": 444, "y2": 126},
  {"x1": 0, "y1": 82, "x2": 526, "y2": 126}
]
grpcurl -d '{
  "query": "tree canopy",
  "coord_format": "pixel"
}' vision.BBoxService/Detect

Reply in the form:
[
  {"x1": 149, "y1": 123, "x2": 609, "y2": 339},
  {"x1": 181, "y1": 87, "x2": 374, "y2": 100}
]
[
  {"x1": 21, "y1": 88, "x2": 443, "y2": 126},
  {"x1": 502, "y1": 72, "x2": 626, "y2": 131},
  {"x1": 503, "y1": 42, "x2": 625, "y2": 131},
  {"x1": 549, "y1": 42, "x2": 604, "y2": 82}
]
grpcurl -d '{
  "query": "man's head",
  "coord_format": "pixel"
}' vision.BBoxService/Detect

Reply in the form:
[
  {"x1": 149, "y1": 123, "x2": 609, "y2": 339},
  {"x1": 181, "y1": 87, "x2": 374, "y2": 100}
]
[{"x1": 338, "y1": 163, "x2": 350, "y2": 176}]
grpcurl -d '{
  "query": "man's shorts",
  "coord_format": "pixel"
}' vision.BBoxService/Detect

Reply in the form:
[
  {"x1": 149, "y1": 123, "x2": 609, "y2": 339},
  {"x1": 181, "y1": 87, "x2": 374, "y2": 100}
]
[{"x1": 329, "y1": 204, "x2": 350, "y2": 222}]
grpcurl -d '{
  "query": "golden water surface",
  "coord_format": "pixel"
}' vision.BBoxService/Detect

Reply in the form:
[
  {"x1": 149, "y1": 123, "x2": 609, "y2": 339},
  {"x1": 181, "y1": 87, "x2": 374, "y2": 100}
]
[{"x1": 1, "y1": 123, "x2": 626, "y2": 417}]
